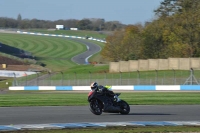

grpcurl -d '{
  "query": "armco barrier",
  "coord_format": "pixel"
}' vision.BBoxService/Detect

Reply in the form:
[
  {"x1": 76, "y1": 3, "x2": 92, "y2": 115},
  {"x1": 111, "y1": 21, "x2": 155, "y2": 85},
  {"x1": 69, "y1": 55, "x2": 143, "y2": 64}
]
[
  {"x1": 16, "y1": 31, "x2": 107, "y2": 43},
  {"x1": 9, "y1": 85, "x2": 200, "y2": 91}
]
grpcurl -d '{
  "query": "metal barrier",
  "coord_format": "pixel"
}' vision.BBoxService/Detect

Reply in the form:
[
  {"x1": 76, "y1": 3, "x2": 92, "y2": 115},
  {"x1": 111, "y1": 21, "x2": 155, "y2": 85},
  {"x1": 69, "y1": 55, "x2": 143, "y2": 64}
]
[{"x1": 13, "y1": 70, "x2": 200, "y2": 86}]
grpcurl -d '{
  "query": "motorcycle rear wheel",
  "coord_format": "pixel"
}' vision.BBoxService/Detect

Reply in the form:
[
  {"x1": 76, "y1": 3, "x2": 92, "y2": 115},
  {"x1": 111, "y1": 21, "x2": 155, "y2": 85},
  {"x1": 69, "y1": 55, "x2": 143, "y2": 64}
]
[
  {"x1": 119, "y1": 100, "x2": 130, "y2": 114},
  {"x1": 89, "y1": 99, "x2": 102, "y2": 115}
]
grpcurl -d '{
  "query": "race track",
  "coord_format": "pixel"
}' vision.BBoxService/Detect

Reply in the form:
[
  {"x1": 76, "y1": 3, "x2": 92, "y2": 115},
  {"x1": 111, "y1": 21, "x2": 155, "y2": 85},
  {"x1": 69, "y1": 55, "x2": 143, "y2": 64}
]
[
  {"x1": 71, "y1": 39, "x2": 101, "y2": 64},
  {"x1": 0, "y1": 30, "x2": 102, "y2": 65},
  {"x1": 0, "y1": 30, "x2": 200, "y2": 129},
  {"x1": 0, "y1": 105, "x2": 199, "y2": 125}
]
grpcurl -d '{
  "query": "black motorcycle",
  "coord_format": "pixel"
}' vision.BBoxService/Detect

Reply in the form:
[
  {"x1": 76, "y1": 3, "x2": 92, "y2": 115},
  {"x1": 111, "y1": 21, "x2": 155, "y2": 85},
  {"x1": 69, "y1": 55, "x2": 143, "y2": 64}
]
[{"x1": 88, "y1": 88, "x2": 130, "y2": 115}]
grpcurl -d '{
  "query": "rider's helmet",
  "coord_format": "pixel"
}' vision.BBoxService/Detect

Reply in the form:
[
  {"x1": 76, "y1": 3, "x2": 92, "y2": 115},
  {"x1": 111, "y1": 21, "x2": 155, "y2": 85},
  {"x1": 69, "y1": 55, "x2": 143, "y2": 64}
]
[{"x1": 90, "y1": 82, "x2": 98, "y2": 90}]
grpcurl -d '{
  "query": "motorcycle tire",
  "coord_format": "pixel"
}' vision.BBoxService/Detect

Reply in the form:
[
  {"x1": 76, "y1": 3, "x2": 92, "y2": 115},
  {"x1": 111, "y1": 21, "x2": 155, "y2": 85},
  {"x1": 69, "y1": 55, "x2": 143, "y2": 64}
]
[
  {"x1": 119, "y1": 100, "x2": 130, "y2": 115},
  {"x1": 89, "y1": 99, "x2": 102, "y2": 115}
]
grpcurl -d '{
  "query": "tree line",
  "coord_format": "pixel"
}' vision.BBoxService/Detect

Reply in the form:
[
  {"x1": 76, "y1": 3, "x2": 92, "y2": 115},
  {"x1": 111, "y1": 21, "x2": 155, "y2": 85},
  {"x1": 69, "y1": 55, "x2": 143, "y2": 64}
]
[
  {"x1": 0, "y1": 14, "x2": 125, "y2": 31},
  {"x1": 101, "y1": 0, "x2": 200, "y2": 61}
]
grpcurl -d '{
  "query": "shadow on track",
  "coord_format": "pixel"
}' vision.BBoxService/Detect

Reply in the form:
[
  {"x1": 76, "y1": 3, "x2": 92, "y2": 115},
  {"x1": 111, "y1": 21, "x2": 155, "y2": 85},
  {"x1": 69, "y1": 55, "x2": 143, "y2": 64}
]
[{"x1": 109, "y1": 113, "x2": 173, "y2": 115}]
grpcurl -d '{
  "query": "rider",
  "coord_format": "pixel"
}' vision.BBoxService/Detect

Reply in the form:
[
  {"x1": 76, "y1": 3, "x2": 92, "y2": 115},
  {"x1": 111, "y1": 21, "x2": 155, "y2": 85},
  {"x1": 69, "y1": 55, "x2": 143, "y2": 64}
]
[
  {"x1": 90, "y1": 82, "x2": 121, "y2": 112},
  {"x1": 90, "y1": 82, "x2": 115, "y2": 97}
]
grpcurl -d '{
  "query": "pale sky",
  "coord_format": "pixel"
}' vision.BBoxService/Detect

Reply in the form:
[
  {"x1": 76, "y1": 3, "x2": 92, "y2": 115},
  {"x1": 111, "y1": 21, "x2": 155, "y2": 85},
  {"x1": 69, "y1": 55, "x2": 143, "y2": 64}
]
[{"x1": 0, "y1": 0, "x2": 163, "y2": 25}]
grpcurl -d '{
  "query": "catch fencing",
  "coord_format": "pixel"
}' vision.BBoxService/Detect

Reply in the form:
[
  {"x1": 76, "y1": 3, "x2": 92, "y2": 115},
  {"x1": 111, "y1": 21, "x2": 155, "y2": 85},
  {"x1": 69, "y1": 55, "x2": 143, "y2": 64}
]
[{"x1": 13, "y1": 69, "x2": 200, "y2": 86}]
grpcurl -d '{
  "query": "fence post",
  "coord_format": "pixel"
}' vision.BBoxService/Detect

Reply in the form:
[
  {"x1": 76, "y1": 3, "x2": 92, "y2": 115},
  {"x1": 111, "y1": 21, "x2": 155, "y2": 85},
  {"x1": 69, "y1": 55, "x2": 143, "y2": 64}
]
[
  {"x1": 74, "y1": 72, "x2": 77, "y2": 86},
  {"x1": 48, "y1": 71, "x2": 51, "y2": 86},
  {"x1": 104, "y1": 71, "x2": 107, "y2": 85},
  {"x1": 155, "y1": 69, "x2": 158, "y2": 84},
  {"x1": 89, "y1": 71, "x2": 91, "y2": 84},
  {"x1": 173, "y1": 69, "x2": 176, "y2": 85},
  {"x1": 137, "y1": 70, "x2": 140, "y2": 85},
  {"x1": 120, "y1": 71, "x2": 122, "y2": 85},
  {"x1": 36, "y1": 72, "x2": 39, "y2": 86},
  {"x1": 25, "y1": 72, "x2": 27, "y2": 86},
  {"x1": 61, "y1": 71, "x2": 63, "y2": 86},
  {"x1": 13, "y1": 73, "x2": 16, "y2": 86}
]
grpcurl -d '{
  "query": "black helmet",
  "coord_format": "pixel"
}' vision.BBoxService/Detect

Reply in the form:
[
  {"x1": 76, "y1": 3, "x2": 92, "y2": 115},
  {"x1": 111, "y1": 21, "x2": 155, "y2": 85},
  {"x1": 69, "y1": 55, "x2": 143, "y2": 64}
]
[{"x1": 90, "y1": 82, "x2": 98, "y2": 90}]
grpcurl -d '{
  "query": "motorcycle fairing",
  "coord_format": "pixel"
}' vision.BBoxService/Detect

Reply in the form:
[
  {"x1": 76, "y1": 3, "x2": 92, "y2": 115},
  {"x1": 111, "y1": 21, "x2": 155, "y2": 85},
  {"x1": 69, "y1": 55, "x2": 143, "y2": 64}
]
[{"x1": 88, "y1": 91, "x2": 114, "y2": 111}]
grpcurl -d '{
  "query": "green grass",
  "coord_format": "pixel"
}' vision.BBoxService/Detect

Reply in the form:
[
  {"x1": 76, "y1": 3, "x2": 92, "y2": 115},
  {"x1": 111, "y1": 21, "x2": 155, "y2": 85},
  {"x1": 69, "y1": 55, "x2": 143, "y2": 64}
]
[
  {"x1": 0, "y1": 33, "x2": 97, "y2": 71},
  {"x1": 5, "y1": 126, "x2": 200, "y2": 133},
  {"x1": 0, "y1": 32, "x2": 108, "y2": 72},
  {"x1": 0, "y1": 92, "x2": 200, "y2": 107},
  {"x1": 0, "y1": 77, "x2": 14, "y2": 89},
  {"x1": 0, "y1": 31, "x2": 129, "y2": 88},
  {"x1": 3, "y1": 126, "x2": 200, "y2": 133},
  {"x1": 63, "y1": 64, "x2": 109, "y2": 73}
]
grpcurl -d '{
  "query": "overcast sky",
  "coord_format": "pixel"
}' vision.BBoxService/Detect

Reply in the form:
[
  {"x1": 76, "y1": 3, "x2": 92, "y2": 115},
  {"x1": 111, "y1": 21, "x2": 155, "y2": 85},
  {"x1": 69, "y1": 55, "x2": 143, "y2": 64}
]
[{"x1": 0, "y1": 0, "x2": 163, "y2": 25}]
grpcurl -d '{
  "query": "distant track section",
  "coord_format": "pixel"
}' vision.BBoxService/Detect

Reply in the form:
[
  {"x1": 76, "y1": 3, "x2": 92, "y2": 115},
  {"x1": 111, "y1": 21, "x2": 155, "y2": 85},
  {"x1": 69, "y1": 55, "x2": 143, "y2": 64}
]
[
  {"x1": 16, "y1": 31, "x2": 103, "y2": 64},
  {"x1": 71, "y1": 39, "x2": 101, "y2": 64}
]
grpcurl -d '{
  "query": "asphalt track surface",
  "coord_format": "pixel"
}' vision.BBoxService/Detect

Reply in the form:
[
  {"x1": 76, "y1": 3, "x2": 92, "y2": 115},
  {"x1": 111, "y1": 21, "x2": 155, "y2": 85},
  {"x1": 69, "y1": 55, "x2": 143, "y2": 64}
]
[
  {"x1": 71, "y1": 39, "x2": 101, "y2": 64},
  {"x1": 0, "y1": 105, "x2": 200, "y2": 125}
]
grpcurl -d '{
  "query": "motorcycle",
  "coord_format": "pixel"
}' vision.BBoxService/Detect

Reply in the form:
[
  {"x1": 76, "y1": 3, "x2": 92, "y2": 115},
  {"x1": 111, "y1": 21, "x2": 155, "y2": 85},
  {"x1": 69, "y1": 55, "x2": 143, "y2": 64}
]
[{"x1": 87, "y1": 87, "x2": 130, "y2": 115}]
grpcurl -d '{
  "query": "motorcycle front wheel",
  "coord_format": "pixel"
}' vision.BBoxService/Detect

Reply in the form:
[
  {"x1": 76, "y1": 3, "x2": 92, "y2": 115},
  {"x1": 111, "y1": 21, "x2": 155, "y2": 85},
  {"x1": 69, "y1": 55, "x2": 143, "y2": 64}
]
[
  {"x1": 119, "y1": 100, "x2": 130, "y2": 114},
  {"x1": 89, "y1": 99, "x2": 102, "y2": 115}
]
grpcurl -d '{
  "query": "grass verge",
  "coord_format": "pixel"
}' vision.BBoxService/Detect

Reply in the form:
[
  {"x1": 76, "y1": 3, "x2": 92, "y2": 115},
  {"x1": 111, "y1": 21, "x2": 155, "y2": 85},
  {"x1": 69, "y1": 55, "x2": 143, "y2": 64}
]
[
  {"x1": 0, "y1": 33, "x2": 89, "y2": 71},
  {"x1": 3, "y1": 126, "x2": 200, "y2": 133},
  {"x1": 0, "y1": 92, "x2": 200, "y2": 107}
]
